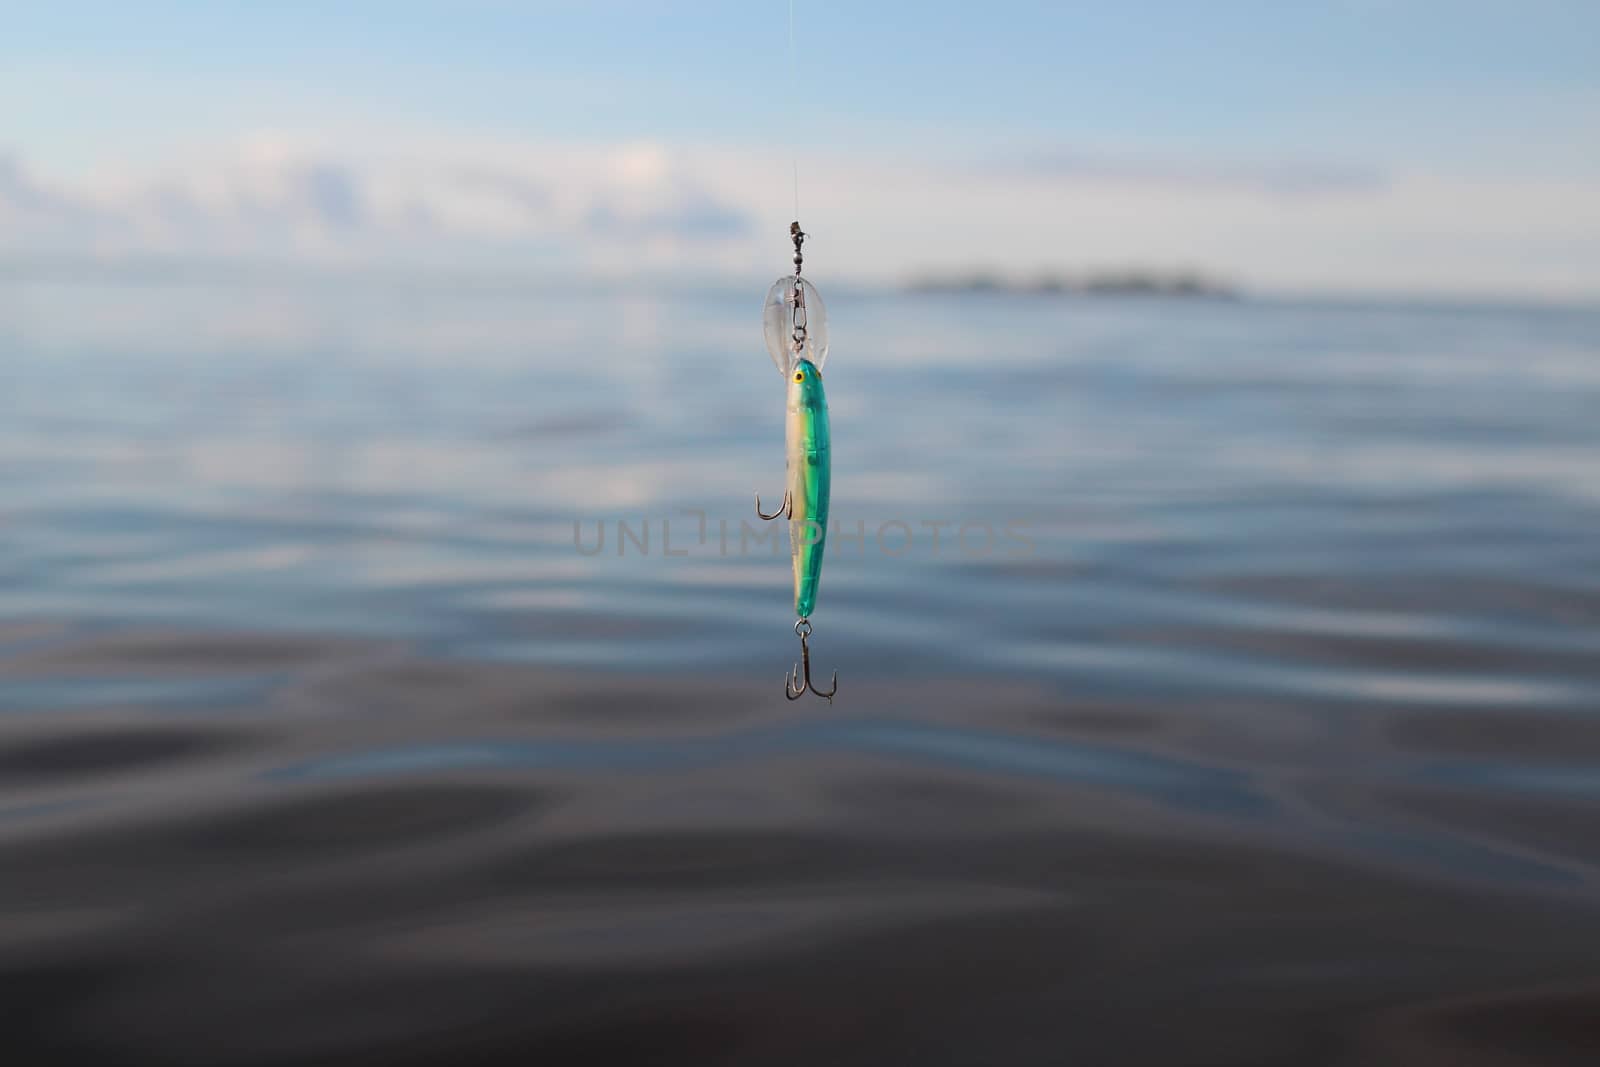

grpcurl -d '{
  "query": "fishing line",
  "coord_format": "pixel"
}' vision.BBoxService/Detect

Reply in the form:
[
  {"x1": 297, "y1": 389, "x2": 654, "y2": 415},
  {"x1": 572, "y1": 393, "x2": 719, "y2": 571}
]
[{"x1": 789, "y1": 0, "x2": 800, "y2": 220}]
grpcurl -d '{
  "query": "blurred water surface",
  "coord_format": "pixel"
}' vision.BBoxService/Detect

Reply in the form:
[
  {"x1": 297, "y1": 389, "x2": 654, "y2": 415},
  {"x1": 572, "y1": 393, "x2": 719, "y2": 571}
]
[{"x1": 2, "y1": 279, "x2": 1600, "y2": 1065}]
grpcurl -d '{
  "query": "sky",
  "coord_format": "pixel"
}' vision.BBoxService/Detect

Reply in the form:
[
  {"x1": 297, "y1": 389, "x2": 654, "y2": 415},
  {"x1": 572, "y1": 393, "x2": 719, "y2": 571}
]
[{"x1": 2, "y1": 1, "x2": 1598, "y2": 299}]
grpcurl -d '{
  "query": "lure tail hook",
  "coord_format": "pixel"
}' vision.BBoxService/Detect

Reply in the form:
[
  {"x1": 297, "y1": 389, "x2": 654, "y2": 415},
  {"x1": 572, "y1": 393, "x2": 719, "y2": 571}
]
[
  {"x1": 784, "y1": 617, "x2": 837, "y2": 703},
  {"x1": 755, "y1": 490, "x2": 791, "y2": 521}
]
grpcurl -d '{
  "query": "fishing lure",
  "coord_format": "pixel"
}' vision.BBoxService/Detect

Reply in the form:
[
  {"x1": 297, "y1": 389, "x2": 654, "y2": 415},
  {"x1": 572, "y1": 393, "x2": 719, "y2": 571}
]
[{"x1": 756, "y1": 222, "x2": 838, "y2": 702}]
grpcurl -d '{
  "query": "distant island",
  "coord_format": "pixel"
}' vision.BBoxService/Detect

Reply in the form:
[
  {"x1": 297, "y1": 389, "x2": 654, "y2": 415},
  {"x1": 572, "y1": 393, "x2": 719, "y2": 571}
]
[{"x1": 906, "y1": 269, "x2": 1239, "y2": 299}]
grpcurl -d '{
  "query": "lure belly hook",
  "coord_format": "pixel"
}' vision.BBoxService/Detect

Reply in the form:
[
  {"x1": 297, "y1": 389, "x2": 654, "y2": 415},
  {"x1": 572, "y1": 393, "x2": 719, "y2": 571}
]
[
  {"x1": 786, "y1": 618, "x2": 836, "y2": 702},
  {"x1": 756, "y1": 222, "x2": 837, "y2": 703}
]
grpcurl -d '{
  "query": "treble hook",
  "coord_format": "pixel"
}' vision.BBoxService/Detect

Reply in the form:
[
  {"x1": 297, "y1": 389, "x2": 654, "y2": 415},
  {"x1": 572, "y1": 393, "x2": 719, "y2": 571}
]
[
  {"x1": 755, "y1": 489, "x2": 791, "y2": 521},
  {"x1": 784, "y1": 617, "x2": 838, "y2": 703}
]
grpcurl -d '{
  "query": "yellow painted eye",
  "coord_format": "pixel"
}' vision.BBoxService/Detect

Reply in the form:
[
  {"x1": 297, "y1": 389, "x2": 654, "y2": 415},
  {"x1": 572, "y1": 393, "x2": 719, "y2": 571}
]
[{"x1": 794, "y1": 371, "x2": 805, "y2": 382}]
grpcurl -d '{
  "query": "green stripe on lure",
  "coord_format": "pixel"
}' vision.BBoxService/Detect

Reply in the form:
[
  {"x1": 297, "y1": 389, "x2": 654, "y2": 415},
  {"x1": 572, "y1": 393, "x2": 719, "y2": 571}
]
[{"x1": 755, "y1": 222, "x2": 838, "y2": 703}]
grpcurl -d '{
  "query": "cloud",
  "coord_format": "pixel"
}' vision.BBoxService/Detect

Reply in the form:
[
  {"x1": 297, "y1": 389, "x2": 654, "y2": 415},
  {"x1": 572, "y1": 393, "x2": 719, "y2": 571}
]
[
  {"x1": 0, "y1": 133, "x2": 1595, "y2": 300},
  {"x1": 0, "y1": 136, "x2": 757, "y2": 272},
  {"x1": 0, "y1": 151, "x2": 92, "y2": 218},
  {"x1": 585, "y1": 189, "x2": 750, "y2": 240},
  {"x1": 291, "y1": 163, "x2": 366, "y2": 230},
  {"x1": 1008, "y1": 149, "x2": 1386, "y2": 196}
]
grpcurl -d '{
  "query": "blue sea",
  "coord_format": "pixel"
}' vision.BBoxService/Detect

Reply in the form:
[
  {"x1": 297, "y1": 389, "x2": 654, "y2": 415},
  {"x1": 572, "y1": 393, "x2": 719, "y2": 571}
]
[{"x1": 2, "y1": 277, "x2": 1599, "y2": 1064}]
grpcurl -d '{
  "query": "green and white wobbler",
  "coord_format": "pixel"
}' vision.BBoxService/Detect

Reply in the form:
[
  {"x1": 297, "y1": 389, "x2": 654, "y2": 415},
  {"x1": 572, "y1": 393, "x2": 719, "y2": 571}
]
[{"x1": 755, "y1": 223, "x2": 838, "y2": 702}]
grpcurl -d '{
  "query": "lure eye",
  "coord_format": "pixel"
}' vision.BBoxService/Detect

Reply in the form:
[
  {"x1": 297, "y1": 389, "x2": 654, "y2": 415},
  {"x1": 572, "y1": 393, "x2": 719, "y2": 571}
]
[{"x1": 794, "y1": 371, "x2": 805, "y2": 382}]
